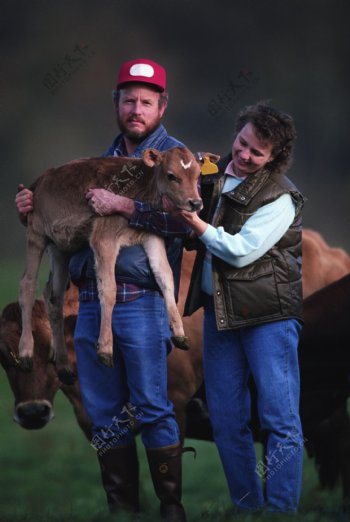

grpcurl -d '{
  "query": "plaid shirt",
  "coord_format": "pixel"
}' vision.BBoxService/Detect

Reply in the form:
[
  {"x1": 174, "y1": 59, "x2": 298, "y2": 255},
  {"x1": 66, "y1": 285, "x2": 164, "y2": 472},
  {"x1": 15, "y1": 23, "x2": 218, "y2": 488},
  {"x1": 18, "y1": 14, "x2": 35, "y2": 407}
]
[{"x1": 78, "y1": 278, "x2": 152, "y2": 303}]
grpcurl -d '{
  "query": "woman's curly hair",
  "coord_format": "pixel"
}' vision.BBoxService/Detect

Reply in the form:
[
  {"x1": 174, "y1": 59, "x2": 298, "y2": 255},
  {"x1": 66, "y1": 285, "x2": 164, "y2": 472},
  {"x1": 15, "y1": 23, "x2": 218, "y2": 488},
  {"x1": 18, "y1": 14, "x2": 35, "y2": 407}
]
[{"x1": 235, "y1": 102, "x2": 297, "y2": 174}]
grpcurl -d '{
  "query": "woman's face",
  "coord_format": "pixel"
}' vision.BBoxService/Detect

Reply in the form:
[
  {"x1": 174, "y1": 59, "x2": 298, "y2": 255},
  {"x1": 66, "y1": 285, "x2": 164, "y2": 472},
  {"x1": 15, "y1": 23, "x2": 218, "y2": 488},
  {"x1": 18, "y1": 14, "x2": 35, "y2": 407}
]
[{"x1": 231, "y1": 122, "x2": 274, "y2": 177}]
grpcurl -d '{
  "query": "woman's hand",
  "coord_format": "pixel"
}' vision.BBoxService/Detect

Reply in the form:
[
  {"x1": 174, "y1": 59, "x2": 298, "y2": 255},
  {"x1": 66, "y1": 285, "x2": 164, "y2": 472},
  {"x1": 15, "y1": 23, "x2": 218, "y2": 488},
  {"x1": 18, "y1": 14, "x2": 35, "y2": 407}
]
[{"x1": 176, "y1": 209, "x2": 208, "y2": 237}]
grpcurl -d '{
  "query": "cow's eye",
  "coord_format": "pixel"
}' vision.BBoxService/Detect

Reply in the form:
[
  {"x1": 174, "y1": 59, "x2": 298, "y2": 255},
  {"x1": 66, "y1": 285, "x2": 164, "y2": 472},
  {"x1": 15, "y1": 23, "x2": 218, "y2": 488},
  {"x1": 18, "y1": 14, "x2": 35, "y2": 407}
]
[{"x1": 167, "y1": 173, "x2": 180, "y2": 183}]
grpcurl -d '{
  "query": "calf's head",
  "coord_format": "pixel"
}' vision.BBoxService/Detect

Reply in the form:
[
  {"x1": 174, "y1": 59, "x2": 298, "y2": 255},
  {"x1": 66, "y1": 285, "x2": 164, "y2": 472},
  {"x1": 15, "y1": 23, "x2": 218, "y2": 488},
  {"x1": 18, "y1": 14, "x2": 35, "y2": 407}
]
[
  {"x1": 143, "y1": 147, "x2": 204, "y2": 212},
  {"x1": 0, "y1": 301, "x2": 60, "y2": 429}
]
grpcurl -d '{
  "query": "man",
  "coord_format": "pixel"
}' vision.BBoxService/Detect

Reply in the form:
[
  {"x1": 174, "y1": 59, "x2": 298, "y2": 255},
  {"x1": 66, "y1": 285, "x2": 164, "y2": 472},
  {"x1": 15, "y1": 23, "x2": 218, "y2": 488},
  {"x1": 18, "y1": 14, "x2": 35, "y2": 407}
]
[{"x1": 15, "y1": 58, "x2": 189, "y2": 522}]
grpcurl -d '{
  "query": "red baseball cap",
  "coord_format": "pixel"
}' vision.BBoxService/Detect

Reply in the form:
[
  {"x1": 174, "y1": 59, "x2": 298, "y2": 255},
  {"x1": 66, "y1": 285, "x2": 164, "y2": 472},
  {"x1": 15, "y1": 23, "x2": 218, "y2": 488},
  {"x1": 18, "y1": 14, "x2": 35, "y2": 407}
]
[{"x1": 116, "y1": 58, "x2": 166, "y2": 92}]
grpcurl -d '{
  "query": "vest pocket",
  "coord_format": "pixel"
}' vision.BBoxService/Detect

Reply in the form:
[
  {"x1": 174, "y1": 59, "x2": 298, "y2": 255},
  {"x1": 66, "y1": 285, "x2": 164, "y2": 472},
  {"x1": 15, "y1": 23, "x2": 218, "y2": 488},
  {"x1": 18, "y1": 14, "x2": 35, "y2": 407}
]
[{"x1": 219, "y1": 259, "x2": 282, "y2": 320}]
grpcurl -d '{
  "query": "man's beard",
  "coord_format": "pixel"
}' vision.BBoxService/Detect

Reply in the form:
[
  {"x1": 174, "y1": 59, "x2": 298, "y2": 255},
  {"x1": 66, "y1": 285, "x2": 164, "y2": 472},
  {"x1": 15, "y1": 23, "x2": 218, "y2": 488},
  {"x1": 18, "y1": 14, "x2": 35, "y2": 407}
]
[
  {"x1": 117, "y1": 114, "x2": 160, "y2": 144},
  {"x1": 123, "y1": 129, "x2": 149, "y2": 143}
]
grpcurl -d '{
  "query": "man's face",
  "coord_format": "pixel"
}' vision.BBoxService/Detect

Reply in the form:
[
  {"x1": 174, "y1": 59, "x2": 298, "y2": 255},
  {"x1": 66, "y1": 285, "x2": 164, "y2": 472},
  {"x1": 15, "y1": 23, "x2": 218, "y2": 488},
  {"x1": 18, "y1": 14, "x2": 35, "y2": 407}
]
[
  {"x1": 115, "y1": 84, "x2": 166, "y2": 142},
  {"x1": 231, "y1": 122, "x2": 274, "y2": 177}
]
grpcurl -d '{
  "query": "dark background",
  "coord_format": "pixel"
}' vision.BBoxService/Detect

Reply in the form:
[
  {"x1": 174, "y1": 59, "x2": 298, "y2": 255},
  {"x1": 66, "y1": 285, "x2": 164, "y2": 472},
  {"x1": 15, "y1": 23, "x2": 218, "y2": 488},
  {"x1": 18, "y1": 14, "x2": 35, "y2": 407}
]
[{"x1": 1, "y1": 0, "x2": 349, "y2": 266}]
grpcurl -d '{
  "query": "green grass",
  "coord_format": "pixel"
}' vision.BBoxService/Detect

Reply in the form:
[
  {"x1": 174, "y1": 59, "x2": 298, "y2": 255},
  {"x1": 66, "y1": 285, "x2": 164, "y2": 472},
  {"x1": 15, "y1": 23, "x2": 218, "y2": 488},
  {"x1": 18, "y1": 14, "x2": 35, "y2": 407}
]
[
  {"x1": 0, "y1": 375, "x2": 346, "y2": 522},
  {"x1": 0, "y1": 257, "x2": 50, "y2": 310},
  {"x1": 0, "y1": 262, "x2": 347, "y2": 521}
]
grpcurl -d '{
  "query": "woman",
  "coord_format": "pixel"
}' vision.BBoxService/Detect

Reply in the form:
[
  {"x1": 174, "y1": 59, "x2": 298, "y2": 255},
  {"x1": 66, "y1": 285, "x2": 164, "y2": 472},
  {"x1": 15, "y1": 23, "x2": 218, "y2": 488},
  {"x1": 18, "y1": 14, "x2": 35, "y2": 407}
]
[{"x1": 181, "y1": 102, "x2": 304, "y2": 513}]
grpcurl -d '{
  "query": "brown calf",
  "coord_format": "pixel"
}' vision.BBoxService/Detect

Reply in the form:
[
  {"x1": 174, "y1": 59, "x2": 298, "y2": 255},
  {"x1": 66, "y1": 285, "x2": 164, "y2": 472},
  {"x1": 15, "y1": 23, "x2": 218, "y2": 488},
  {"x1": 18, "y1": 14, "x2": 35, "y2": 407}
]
[{"x1": 18, "y1": 147, "x2": 203, "y2": 383}]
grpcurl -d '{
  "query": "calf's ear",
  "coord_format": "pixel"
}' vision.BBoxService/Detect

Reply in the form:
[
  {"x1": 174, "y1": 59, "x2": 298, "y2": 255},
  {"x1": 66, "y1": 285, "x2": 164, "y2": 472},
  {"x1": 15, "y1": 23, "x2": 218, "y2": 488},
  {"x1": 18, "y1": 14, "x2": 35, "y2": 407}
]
[
  {"x1": 143, "y1": 148, "x2": 162, "y2": 167},
  {"x1": 196, "y1": 152, "x2": 221, "y2": 164},
  {"x1": 206, "y1": 152, "x2": 221, "y2": 163}
]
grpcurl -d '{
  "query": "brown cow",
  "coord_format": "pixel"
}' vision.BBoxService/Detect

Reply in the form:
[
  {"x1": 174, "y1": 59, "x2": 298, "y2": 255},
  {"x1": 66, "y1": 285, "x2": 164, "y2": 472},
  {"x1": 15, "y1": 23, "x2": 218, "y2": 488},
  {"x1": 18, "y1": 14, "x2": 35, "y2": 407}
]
[
  {"x1": 298, "y1": 274, "x2": 350, "y2": 502},
  {"x1": 18, "y1": 148, "x2": 203, "y2": 382},
  {"x1": 0, "y1": 282, "x2": 90, "y2": 436},
  {"x1": 302, "y1": 229, "x2": 350, "y2": 298},
  {"x1": 0, "y1": 299, "x2": 91, "y2": 438}
]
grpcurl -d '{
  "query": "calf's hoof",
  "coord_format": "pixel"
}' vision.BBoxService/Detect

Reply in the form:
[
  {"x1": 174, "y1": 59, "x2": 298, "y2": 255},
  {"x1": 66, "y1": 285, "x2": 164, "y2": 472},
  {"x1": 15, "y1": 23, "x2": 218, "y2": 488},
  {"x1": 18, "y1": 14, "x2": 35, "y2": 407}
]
[
  {"x1": 97, "y1": 351, "x2": 114, "y2": 368},
  {"x1": 18, "y1": 356, "x2": 33, "y2": 372},
  {"x1": 57, "y1": 368, "x2": 76, "y2": 385},
  {"x1": 171, "y1": 335, "x2": 191, "y2": 351}
]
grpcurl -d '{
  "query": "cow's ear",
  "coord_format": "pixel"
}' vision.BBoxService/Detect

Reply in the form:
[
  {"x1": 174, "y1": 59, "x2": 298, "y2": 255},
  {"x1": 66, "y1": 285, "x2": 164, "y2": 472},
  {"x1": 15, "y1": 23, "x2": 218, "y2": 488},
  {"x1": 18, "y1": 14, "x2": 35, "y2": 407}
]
[{"x1": 143, "y1": 149, "x2": 162, "y2": 167}]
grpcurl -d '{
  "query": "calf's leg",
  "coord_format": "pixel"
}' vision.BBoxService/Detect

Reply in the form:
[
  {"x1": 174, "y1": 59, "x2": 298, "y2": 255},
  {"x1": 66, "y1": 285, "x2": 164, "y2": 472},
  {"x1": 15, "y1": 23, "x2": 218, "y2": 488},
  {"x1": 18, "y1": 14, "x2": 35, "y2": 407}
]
[
  {"x1": 90, "y1": 219, "x2": 120, "y2": 368},
  {"x1": 18, "y1": 231, "x2": 47, "y2": 370},
  {"x1": 142, "y1": 235, "x2": 190, "y2": 350},
  {"x1": 44, "y1": 244, "x2": 74, "y2": 384}
]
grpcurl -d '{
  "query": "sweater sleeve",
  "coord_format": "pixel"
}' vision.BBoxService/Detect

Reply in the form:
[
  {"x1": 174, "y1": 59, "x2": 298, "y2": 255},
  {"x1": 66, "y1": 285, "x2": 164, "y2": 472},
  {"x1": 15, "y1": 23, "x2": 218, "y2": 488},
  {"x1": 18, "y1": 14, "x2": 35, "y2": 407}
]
[{"x1": 199, "y1": 193, "x2": 296, "y2": 268}]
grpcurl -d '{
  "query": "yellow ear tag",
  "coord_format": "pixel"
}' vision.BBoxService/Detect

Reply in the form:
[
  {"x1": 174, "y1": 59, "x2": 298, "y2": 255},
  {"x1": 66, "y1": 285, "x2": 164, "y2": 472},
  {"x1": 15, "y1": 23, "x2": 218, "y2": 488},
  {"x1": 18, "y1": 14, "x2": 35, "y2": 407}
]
[{"x1": 201, "y1": 156, "x2": 219, "y2": 175}]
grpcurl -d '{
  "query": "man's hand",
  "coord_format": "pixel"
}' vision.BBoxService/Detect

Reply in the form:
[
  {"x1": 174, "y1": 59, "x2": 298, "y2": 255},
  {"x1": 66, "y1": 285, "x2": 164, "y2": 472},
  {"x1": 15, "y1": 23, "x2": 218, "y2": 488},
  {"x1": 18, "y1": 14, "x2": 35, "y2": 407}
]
[
  {"x1": 16, "y1": 184, "x2": 34, "y2": 213},
  {"x1": 86, "y1": 189, "x2": 135, "y2": 218},
  {"x1": 15, "y1": 184, "x2": 34, "y2": 225}
]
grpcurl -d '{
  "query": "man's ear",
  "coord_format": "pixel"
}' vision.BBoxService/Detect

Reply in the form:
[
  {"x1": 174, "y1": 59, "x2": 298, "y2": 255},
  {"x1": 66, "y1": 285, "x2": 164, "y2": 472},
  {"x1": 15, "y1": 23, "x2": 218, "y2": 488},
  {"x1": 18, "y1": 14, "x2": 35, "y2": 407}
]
[
  {"x1": 143, "y1": 149, "x2": 163, "y2": 167},
  {"x1": 159, "y1": 101, "x2": 167, "y2": 119}
]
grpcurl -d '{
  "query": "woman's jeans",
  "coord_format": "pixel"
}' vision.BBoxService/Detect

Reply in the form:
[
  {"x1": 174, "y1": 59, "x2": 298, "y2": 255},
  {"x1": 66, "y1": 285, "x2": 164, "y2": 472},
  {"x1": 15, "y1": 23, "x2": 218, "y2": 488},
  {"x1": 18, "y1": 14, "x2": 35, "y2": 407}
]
[
  {"x1": 74, "y1": 292, "x2": 180, "y2": 451},
  {"x1": 203, "y1": 298, "x2": 304, "y2": 512}
]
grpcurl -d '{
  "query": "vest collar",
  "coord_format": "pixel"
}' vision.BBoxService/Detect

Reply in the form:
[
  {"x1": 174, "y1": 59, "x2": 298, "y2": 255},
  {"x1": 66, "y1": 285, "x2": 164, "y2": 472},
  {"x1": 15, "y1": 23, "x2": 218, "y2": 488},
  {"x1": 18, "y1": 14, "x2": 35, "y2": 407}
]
[{"x1": 222, "y1": 168, "x2": 271, "y2": 206}]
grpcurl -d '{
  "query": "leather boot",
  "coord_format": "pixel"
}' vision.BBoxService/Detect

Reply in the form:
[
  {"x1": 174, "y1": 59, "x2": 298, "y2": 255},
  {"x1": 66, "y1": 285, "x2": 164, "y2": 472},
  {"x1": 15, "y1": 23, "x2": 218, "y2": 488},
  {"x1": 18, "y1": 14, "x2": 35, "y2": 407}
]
[
  {"x1": 97, "y1": 443, "x2": 140, "y2": 513},
  {"x1": 146, "y1": 443, "x2": 187, "y2": 522}
]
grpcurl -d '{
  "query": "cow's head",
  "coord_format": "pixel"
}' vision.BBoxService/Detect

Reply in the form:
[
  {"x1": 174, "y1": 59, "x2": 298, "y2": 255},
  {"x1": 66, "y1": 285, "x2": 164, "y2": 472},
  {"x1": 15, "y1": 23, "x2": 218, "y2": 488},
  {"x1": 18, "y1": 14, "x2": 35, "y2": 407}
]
[
  {"x1": 0, "y1": 300, "x2": 60, "y2": 429},
  {"x1": 143, "y1": 147, "x2": 218, "y2": 212}
]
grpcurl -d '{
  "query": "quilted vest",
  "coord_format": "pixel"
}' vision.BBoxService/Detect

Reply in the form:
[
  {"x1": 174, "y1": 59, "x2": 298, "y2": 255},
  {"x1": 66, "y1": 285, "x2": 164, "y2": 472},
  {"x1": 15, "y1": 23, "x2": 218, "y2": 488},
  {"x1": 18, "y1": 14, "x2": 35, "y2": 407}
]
[{"x1": 184, "y1": 155, "x2": 304, "y2": 330}]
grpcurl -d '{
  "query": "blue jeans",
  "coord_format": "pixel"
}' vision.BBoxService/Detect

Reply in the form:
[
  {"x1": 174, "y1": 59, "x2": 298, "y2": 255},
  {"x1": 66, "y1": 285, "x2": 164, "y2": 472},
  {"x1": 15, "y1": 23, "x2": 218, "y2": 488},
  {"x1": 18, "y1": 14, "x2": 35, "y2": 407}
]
[
  {"x1": 203, "y1": 299, "x2": 303, "y2": 512},
  {"x1": 74, "y1": 291, "x2": 180, "y2": 450}
]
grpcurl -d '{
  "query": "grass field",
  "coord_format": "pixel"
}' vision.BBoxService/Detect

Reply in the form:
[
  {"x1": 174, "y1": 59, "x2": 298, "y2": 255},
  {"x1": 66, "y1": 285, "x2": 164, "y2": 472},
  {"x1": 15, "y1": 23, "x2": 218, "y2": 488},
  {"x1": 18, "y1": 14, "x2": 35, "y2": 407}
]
[
  {"x1": 0, "y1": 260, "x2": 346, "y2": 521},
  {"x1": 0, "y1": 258, "x2": 50, "y2": 311}
]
